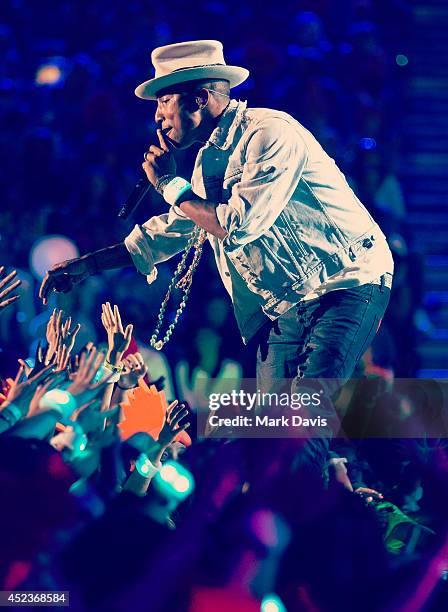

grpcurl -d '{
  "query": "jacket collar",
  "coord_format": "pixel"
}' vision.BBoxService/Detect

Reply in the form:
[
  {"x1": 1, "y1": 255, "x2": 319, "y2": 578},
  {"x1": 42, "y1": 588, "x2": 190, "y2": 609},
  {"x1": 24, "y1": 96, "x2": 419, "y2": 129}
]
[{"x1": 207, "y1": 99, "x2": 247, "y2": 150}]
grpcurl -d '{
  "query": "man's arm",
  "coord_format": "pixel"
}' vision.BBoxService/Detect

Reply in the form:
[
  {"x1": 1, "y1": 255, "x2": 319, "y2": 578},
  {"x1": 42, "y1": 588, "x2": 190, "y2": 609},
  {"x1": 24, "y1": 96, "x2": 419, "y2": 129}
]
[
  {"x1": 87, "y1": 242, "x2": 134, "y2": 270},
  {"x1": 144, "y1": 119, "x2": 308, "y2": 247},
  {"x1": 176, "y1": 197, "x2": 227, "y2": 240},
  {"x1": 39, "y1": 242, "x2": 132, "y2": 304},
  {"x1": 40, "y1": 205, "x2": 197, "y2": 304}
]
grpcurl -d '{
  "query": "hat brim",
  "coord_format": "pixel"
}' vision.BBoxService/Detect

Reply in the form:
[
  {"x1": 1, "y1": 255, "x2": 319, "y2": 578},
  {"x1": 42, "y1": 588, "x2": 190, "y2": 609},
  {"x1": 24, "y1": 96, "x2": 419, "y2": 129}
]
[{"x1": 134, "y1": 65, "x2": 249, "y2": 100}]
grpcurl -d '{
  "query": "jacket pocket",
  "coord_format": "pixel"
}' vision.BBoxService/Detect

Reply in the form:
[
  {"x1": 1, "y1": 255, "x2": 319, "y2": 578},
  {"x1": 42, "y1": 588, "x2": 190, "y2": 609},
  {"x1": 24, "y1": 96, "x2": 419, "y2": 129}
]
[{"x1": 278, "y1": 211, "x2": 309, "y2": 260}]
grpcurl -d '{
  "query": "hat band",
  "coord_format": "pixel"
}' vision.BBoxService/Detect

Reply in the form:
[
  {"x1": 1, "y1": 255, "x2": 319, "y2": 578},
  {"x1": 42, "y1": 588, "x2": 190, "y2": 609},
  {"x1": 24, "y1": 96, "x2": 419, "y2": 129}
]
[{"x1": 170, "y1": 62, "x2": 226, "y2": 73}]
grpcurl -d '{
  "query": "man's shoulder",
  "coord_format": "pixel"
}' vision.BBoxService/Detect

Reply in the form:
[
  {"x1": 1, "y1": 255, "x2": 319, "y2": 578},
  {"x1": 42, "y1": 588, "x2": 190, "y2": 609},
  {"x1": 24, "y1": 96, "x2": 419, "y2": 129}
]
[
  {"x1": 240, "y1": 107, "x2": 313, "y2": 146},
  {"x1": 244, "y1": 106, "x2": 303, "y2": 128}
]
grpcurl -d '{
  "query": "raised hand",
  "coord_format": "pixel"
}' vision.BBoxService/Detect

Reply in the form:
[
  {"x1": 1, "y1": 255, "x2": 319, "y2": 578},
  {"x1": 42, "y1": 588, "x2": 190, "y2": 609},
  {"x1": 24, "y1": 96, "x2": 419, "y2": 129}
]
[
  {"x1": 46, "y1": 308, "x2": 63, "y2": 361},
  {"x1": 66, "y1": 346, "x2": 109, "y2": 405},
  {"x1": 43, "y1": 309, "x2": 82, "y2": 371},
  {"x1": 28, "y1": 370, "x2": 68, "y2": 417},
  {"x1": 54, "y1": 342, "x2": 71, "y2": 372},
  {"x1": 119, "y1": 352, "x2": 148, "y2": 389},
  {"x1": 61, "y1": 316, "x2": 81, "y2": 351},
  {"x1": 3, "y1": 363, "x2": 56, "y2": 418},
  {"x1": 355, "y1": 487, "x2": 384, "y2": 504},
  {"x1": 39, "y1": 258, "x2": 91, "y2": 305},
  {"x1": 0, "y1": 266, "x2": 21, "y2": 312},
  {"x1": 141, "y1": 129, "x2": 176, "y2": 187},
  {"x1": 18, "y1": 340, "x2": 54, "y2": 378},
  {"x1": 101, "y1": 302, "x2": 133, "y2": 366},
  {"x1": 158, "y1": 399, "x2": 190, "y2": 448}
]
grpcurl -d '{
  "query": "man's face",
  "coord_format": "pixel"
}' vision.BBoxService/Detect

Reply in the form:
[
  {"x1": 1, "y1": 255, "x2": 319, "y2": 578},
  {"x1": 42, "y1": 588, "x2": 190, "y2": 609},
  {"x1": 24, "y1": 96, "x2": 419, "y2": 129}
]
[{"x1": 155, "y1": 91, "x2": 200, "y2": 149}]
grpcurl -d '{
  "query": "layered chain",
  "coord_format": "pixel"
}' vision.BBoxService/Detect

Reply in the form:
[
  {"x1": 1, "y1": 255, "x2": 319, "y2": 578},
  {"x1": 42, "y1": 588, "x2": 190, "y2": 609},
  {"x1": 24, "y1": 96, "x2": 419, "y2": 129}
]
[{"x1": 149, "y1": 227, "x2": 207, "y2": 351}]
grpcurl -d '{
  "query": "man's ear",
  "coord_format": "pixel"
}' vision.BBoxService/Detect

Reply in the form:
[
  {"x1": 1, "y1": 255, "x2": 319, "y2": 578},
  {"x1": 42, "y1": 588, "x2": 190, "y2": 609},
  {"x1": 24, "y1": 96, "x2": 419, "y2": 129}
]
[{"x1": 195, "y1": 88, "x2": 210, "y2": 110}]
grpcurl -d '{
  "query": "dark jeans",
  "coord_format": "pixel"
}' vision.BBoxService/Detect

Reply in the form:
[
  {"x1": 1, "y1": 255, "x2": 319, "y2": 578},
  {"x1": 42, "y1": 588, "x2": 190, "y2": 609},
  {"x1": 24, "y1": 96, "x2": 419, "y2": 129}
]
[{"x1": 254, "y1": 276, "x2": 392, "y2": 477}]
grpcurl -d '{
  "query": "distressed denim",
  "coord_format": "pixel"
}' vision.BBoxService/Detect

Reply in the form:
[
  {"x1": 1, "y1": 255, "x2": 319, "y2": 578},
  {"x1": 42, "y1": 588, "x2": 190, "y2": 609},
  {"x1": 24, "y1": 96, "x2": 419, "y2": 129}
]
[
  {"x1": 254, "y1": 276, "x2": 392, "y2": 475},
  {"x1": 125, "y1": 99, "x2": 393, "y2": 342}
]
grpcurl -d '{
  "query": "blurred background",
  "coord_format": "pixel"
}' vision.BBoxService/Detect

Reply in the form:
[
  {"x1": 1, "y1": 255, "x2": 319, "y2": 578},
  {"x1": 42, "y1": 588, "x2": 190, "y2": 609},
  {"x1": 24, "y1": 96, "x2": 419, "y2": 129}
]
[{"x1": 1, "y1": 0, "x2": 447, "y2": 384}]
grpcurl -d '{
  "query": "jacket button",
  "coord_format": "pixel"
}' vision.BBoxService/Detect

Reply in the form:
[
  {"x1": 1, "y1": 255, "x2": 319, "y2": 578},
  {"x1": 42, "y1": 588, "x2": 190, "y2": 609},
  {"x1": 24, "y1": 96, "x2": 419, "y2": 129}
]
[{"x1": 362, "y1": 239, "x2": 373, "y2": 249}]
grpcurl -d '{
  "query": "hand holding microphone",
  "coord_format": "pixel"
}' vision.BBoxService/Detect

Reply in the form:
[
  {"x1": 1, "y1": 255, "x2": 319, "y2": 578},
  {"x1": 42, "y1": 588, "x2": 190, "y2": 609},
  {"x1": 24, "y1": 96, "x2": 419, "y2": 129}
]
[
  {"x1": 118, "y1": 128, "x2": 176, "y2": 219},
  {"x1": 142, "y1": 128, "x2": 177, "y2": 186}
]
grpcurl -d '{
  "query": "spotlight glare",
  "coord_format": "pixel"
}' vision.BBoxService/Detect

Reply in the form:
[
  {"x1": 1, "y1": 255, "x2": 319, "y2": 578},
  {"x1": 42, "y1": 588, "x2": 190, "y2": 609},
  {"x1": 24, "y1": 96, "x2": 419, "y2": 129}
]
[
  {"x1": 173, "y1": 475, "x2": 190, "y2": 493},
  {"x1": 159, "y1": 464, "x2": 177, "y2": 482},
  {"x1": 35, "y1": 64, "x2": 62, "y2": 86},
  {"x1": 261, "y1": 594, "x2": 286, "y2": 612},
  {"x1": 30, "y1": 235, "x2": 79, "y2": 281}
]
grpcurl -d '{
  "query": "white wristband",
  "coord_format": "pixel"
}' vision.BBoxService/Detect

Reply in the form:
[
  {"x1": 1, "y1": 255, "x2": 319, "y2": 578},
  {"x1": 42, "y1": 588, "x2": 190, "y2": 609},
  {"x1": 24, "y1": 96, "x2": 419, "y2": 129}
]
[
  {"x1": 163, "y1": 176, "x2": 192, "y2": 206},
  {"x1": 135, "y1": 453, "x2": 161, "y2": 478},
  {"x1": 40, "y1": 389, "x2": 77, "y2": 421},
  {"x1": 93, "y1": 362, "x2": 122, "y2": 384}
]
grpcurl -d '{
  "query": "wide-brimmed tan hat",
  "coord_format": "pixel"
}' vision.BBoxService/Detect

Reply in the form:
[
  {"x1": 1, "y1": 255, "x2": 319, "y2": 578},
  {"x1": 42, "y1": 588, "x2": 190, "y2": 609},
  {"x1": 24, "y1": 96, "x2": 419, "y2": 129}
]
[{"x1": 135, "y1": 40, "x2": 249, "y2": 100}]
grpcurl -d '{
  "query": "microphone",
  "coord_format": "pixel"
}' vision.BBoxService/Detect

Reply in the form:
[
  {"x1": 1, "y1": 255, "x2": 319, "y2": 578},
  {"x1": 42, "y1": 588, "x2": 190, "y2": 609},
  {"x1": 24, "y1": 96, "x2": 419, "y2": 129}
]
[
  {"x1": 118, "y1": 123, "x2": 172, "y2": 219},
  {"x1": 118, "y1": 175, "x2": 151, "y2": 219}
]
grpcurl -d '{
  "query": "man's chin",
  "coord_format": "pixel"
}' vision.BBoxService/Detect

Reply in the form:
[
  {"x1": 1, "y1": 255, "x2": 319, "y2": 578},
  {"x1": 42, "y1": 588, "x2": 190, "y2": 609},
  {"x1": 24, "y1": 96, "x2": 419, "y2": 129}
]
[{"x1": 166, "y1": 134, "x2": 195, "y2": 150}]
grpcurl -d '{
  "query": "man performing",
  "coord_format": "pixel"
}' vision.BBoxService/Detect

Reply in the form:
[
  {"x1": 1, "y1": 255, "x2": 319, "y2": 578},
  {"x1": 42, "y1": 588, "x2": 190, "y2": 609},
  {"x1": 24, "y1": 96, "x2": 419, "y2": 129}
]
[{"x1": 40, "y1": 40, "x2": 394, "y2": 473}]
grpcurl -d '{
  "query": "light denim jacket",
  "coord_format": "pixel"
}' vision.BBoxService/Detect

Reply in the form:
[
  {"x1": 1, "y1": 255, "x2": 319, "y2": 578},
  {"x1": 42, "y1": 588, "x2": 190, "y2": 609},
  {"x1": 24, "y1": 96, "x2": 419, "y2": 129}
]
[{"x1": 125, "y1": 99, "x2": 392, "y2": 343}]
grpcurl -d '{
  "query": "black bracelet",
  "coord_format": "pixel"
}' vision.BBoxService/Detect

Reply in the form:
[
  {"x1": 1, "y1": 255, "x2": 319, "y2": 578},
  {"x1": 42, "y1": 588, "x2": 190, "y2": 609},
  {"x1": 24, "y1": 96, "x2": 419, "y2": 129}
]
[
  {"x1": 117, "y1": 383, "x2": 138, "y2": 391},
  {"x1": 155, "y1": 174, "x2": 176, "y2": 195}
]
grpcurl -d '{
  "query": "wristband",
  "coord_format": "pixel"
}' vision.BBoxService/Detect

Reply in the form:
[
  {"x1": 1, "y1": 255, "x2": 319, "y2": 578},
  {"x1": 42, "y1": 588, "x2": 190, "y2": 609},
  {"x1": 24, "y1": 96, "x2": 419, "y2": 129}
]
[
  {"x1": 93, "y1": 361, "x2": 122, "y2": 384},
  {"x1": 103, "y1": 361, "x2": 123, "y2": 383},
  {"x1": 117, "y1": 382, "x2": 138, "y2": 391},
  {"x1": 163, "y1": 177, "x2": 192, "y2": 206},
  {"x1": 40, "y1": 389, "x2": 77, "y2": 421},
  {"x1": 155, "y1": 174, "x2": 176, "y2": 195},
  {"x1": 135, "y1": 453, "x2": 161, "y2": 478},
  {"x1": 2, "y1": 402, "x2": 22, "y2": 425}
]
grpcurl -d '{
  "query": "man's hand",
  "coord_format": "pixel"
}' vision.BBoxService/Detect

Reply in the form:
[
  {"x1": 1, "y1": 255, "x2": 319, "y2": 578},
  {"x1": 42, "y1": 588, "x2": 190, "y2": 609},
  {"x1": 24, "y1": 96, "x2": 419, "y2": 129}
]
[
  {"x1": 46, "y1": 309, "x2": 63, "y2": 361},
  {"x1": 44, "y1": 309, "x2": 81, "y2": 366},
  {"x1": 0, "y1": 267, "x2": 21, "y2": 312},
  {"x1": 142, "y1": 129, "x2": 176, "y2": 187},
  {"x1": 28, "y1": 370, "x2": 68, "y2": 417},
  {"x1": 3, "y1": 363, "x2": 56, "y2": 418},
  {"x1": 18, "y1": 340, "x2": 54, "y2": 378},
  {"x1": 158, "y1": 400, "x2": 190, "y2": 448},
  {"x1": 119, "y1": 352, "x2": 148, "y2": 389},
  {"x1": 101, "y1": 302, "x2": 133, "y2": 366},
  {"x1": 39, "y1": 257, "x2": 91, "y2": 305},
  {"x1": 355, "y1": 487, "x2": 384, "y2": 504},
  {"x1": 66, "y1": 346, "x2": 110, "y2": 406}
]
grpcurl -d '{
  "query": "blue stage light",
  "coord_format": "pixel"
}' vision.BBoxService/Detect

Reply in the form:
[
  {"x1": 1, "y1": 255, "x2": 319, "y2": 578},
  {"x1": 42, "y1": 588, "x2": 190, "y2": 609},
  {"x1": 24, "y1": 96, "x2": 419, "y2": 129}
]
[
  {"x1": 396, "y1": 54, "x2": 409, "y2": 67},
  {"x1": 359, "y1": 137, "x2": 377, "y2": 150}
]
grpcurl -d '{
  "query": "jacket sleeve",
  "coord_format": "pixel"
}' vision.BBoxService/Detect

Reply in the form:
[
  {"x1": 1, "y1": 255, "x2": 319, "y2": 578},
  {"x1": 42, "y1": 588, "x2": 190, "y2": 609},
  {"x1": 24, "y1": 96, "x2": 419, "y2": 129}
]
[
  {"x1": 215, "y1": 118, "x2": 308, "y2": 249},
  {"x1": 124, "y1": 206, "x2": 196, "y2": 284}
]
